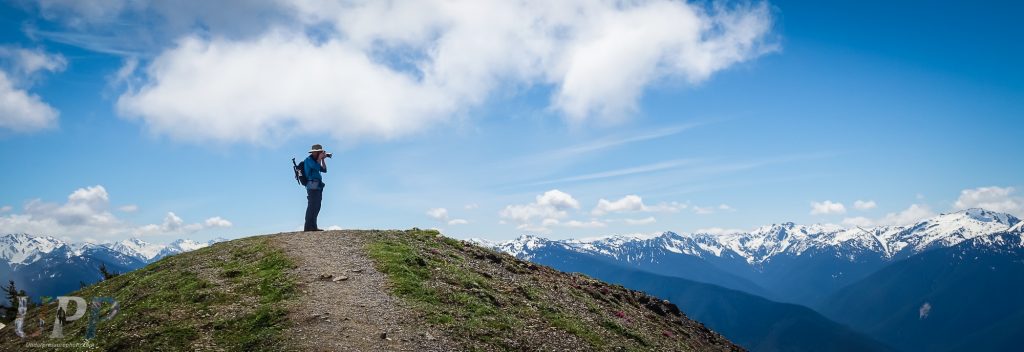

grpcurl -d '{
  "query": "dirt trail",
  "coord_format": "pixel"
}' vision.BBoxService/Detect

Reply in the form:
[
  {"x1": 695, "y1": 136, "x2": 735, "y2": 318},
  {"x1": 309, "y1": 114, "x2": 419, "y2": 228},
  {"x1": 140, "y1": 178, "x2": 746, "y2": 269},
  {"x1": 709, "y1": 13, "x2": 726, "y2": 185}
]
[{"x1": 271, "y1": 230, "x2": 452, "y2": 352}]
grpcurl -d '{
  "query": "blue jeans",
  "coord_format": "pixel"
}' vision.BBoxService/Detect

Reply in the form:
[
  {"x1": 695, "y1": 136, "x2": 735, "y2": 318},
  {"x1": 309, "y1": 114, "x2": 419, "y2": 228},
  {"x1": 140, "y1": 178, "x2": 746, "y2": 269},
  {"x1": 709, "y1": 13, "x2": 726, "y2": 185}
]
[{"x1": 304, "y1": 180, "x2": 324, "y2": 231}]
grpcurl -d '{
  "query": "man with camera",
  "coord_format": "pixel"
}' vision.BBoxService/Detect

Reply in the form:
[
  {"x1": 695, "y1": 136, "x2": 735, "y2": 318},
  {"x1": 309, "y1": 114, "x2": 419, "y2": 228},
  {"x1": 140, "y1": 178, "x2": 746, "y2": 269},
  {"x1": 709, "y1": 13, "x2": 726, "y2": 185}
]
[{"x1": 304, "y1": 144, "x2": 331, "y2": 231}]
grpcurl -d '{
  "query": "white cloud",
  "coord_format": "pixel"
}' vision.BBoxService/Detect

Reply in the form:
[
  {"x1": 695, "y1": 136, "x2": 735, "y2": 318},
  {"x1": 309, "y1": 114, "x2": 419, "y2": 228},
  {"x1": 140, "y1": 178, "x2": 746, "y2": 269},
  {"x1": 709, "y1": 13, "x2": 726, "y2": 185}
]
[
  {"x1": 81, "y1": 0, "x2": 776, "y2": 143},
  {"x1": 117, "y1": 204, "x2": 138, "y2": 212},
  {"x1": 426, "y1": 207, "x2": 449, "y2": 221},
  {"x1": 0, "y1": 46, "x2": 68, "y2": 75},
  {"x1": 841, "y1": 204, "x2": 935, "y2": 227},
  {"x1": 325, "y1": 225, "x2": 343, "y2": 230},
  {"x1": 841, "y1": 216, "x2": 874, "y2": 227},
  {"x1": 204, "y1": 216, "x2": 233, "y2": 228},
  {"x1": 954, "y1": 186, "x2": 1023, "y2": 215},
  {"x1": 591, "y1": 194, "x2": 685, "y2": 215},
  {"x1": 0, "y1": 46, "x2": 66, "y2": 133},
  {"x1": 624, "y1": 217, "x2": 656, "y2": 225},
  {"x1": 536, "y1": 189, "x2": 581, "y2": 210},
  {"x1": 0, "y1": 71, "x2": 59, "y2": 132},
  {"x1": 853, "y1": 200, "x2": 877, "y2": 210},
  {"x1": 881, "y1": 204, "x2": 935, "y2": 226},
  {"x1": 500, "y1": 189, "x2": 583, "y2": 233},
  {"x1": 447, "y1": 219, "x2": 469, "y2": 226},
  {"x1": 463, "y1": 203, "x2": 479, "y2": 210},
  {"x1": 810, "y1": 200, "x2": 846, "y2": 215},
  {"x1": 500, "y1": 189, "x2": 580, "y2": 223},
  {"x1": 0, "y1": 205, "x2": 11, "y2": 213},
  {"x1": 592, "y1": 195, "x2": 645, "y2": 215},
  {"x1": 0, "y1": 185, "x2": 231, "y2": 239},
  {"x1": 562, "y1": 220, "x2": 607, "y2": 228},
  {"x1": 718, "y1": 204, "x2": 735, "y2": 211}
]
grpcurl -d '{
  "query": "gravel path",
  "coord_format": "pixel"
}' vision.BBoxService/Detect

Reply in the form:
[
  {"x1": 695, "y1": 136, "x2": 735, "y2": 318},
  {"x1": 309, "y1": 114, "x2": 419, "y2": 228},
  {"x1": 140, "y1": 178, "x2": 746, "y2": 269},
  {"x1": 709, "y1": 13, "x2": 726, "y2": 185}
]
[{"x1": 272, "y1": 230, "x2": 452, "y2": 352}]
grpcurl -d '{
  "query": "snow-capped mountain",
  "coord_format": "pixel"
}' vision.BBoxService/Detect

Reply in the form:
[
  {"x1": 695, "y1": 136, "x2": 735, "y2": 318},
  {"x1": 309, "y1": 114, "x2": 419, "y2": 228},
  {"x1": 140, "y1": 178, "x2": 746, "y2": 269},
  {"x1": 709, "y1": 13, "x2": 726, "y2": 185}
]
[
  {"x1": 483, "y1": 208, "x2": 1019, "y2": 266},
  {"x1": 0, "y1": 233, "x2": 66, "y2": 265},
  {"x1": 477, "y1": 208, "x2": 1021, "y2": 305},
  {"x1": 0, "y1": 234, "x2": 225, "y2": 266},
  {"x1": 0, "y1": 234, "x2": 227, "y2": 298}
]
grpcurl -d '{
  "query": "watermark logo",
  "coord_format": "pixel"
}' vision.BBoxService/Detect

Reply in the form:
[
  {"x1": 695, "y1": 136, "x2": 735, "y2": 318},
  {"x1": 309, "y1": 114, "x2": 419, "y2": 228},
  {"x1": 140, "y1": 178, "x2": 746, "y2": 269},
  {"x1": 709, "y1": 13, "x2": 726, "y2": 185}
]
[{"x1": 10, "y1": 296, "x2": 118, "y2": 341}]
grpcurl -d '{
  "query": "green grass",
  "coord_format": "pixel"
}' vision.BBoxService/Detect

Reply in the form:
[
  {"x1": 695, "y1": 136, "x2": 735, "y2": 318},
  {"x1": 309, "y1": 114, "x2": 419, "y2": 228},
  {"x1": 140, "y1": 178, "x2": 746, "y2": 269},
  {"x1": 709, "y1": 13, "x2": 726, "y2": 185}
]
[
  {"x1": 367, "y1": 229, "x2": 521, "y2": 347},
  {"x1": 0, "y1": 236, "x2": 296, "y2": 351},
  {"x1": 601, "y1": 319, "x2": 649, "y2": 347},
  {"x1": 541, "y1": 306, "x2": 606, "y2": 347}
]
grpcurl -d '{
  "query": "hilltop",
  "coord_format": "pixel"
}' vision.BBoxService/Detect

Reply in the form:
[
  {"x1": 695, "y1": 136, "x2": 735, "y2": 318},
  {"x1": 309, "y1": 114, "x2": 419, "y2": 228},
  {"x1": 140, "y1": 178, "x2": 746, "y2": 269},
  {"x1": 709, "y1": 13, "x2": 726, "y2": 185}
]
[{"x1": 0, "y1": 229, "x2": 740, "y2": 351}]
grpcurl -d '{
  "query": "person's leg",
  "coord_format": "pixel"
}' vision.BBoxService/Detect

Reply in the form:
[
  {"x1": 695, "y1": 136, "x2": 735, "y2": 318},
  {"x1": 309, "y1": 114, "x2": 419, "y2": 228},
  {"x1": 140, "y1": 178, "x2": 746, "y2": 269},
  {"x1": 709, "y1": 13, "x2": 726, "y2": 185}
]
[
  {"x1": 304, "y1": 188, "x2": 317, "y2": 231},
  {"x1": 309, "y1": 188, "x2": 321, "y2": 229},
  {"x1": 310, "y1": 188, "x2": 323, "y2": 230}
]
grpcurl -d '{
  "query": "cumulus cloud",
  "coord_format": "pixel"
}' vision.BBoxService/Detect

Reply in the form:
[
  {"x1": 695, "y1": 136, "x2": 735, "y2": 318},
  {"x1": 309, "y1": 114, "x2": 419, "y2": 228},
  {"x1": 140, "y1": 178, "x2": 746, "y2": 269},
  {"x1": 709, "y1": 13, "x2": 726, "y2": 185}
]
[
  {"x1": 0, "y1": 185, "x2": 231, "y2": 239},
  {"x1": 853, "y1": 200, "x2": 877, "y2": 210},
  {"x1": 591, "y1": 194, "x2": 685, "y2": 215},
  {"x1": 592, "y1": 195, "x2": 645, "y2": 215},
  {"x1": 117, "y1": 204, "x2": 138, "y2": 212},
  {"x1": 954, "y1": 186, "x2": 1022, "y2": 216},
  {"x1": 0, "y1": 71, "x2": 59, "y2": 132},
  {"x1": 0, "y1": 46, "x2": 66, "y2": 133},
  {"x1": 42, "y1": 0, "x2": 777, "y2": 143},
  {"x1": 428, "y1": 207, "x2": 469, "y2": 226},
  {"x1": 841, "y1": 204, "x2": 935, "y2": 227},
  {"x1": 426, "y1": 208, "x2": 449, "y2": 221},
  {"x1": 841, "y1": 216, "x2": 874, "y2": 227},
  {"x1": 0, "y1": 46, "x2": 68, "y2": 75},
  {"x1": 810, "y1": 200, "x2": 846, "y2": 215},
  {"x1": 500, "y1": 189, "x2": 585, "y2": 233},
  {"x1": 0, "y1": 205, "x2": 11, "y2": 213},
  {"x1": 562, "y1": 220, "x2": 607, "y2": 228},
  {"x1": 500, "y1": 189, "x2": 580, "y2": 224},
  {"x1": 203, "y1": 216, "x2": 233, "y2": 228}
]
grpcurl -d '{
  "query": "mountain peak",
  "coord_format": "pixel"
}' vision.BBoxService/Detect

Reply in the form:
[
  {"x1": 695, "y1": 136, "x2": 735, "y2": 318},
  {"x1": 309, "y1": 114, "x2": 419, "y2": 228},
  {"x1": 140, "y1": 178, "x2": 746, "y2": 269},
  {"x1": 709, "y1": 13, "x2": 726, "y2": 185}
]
[{"x1": 945, "y1": 208, "x2": 1019, "y2": 225}]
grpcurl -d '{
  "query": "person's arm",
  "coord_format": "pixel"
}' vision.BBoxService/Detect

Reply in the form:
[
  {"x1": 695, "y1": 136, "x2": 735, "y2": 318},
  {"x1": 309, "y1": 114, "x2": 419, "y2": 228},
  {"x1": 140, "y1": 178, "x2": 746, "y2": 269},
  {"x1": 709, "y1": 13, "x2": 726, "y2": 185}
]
[{"x1": 318, "y1": 154, "x2": 327, "y2": 173}]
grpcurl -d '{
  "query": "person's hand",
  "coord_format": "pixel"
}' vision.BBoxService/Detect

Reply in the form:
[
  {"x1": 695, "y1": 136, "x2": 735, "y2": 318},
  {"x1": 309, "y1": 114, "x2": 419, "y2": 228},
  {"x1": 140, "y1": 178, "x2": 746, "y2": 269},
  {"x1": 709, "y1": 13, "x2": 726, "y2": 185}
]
[{"x1": 318, "y1": 152, "x2": 328, "y2": 161}]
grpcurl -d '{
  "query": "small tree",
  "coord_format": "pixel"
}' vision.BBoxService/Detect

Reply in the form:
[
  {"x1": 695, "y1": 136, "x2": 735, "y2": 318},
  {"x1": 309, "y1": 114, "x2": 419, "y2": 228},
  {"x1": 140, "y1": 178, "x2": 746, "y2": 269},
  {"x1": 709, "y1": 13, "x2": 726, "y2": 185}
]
[
  {"x1": 99, "y1": 262, "x2": 120, "y2": 280},
  {"x1": 4, "y1": 280, "x2": 20, "y2": 322}
]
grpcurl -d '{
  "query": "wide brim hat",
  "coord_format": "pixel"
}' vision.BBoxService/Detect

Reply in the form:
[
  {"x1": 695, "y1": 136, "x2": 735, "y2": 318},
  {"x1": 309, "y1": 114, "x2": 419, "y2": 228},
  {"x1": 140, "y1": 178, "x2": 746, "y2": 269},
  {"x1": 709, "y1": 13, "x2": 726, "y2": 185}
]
[{"x1": 309, "y1": 144, "x2": 324, "y2": 153}]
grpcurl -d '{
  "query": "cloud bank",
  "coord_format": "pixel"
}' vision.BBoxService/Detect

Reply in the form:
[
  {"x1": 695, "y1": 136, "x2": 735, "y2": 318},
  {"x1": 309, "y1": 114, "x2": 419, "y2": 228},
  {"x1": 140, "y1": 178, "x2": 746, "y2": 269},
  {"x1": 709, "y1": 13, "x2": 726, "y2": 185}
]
[
  {"x1": 32, "y1": 0, "x2": 775, "y2": 143},
  {"x1": 0, "y1": 185, "x2": 232, "y2": 241}
]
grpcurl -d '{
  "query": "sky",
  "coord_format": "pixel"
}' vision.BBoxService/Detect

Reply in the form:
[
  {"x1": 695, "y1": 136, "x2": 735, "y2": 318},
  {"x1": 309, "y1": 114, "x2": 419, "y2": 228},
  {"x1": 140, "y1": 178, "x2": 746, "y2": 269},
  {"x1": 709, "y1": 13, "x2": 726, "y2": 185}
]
[{"x1": 0, "y1": 0, "x2": 1021, "y2": 244}]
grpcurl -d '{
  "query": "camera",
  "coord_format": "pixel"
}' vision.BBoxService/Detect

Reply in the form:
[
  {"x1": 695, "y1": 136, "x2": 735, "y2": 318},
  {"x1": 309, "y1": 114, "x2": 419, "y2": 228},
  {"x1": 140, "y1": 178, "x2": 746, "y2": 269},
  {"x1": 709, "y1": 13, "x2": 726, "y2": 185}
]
[{"x1": 325, "y1": 152, "x2": 333, "y2": 158}]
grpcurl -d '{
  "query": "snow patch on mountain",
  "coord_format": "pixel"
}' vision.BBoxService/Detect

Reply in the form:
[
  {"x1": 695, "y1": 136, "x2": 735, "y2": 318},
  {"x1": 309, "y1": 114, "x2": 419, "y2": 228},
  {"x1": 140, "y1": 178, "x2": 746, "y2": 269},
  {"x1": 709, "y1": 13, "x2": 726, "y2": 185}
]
[
  {"x1": 0, "y1": 234, "x2": 65, "y2": 264},
  {"x1": 0, "y1": 234, "x2": 227, "y2": 266},
  {"x1": 483, "y1": 209, "x2": 1020, "y2": 266}
]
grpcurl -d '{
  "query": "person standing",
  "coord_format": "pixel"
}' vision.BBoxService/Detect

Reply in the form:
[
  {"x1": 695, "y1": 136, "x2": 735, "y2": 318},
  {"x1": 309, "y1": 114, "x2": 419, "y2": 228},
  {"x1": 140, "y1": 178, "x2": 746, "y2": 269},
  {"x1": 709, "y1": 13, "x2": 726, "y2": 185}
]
[{"x1": 304, "y1": 144, "x2": 329, "y2": 231}]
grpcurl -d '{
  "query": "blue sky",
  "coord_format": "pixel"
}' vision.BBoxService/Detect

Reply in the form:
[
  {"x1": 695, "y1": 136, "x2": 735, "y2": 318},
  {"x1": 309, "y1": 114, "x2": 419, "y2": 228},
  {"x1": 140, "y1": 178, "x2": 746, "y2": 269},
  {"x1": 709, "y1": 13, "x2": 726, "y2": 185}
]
[{"x1": 0, "y1": 0, "x2": 1021, "y2": 243}]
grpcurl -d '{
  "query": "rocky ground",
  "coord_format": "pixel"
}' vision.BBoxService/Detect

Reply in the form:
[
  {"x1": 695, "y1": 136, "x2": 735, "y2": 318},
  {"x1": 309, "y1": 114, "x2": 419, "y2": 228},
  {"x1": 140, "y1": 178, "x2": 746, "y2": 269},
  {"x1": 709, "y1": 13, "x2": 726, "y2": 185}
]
[{"x1": 274, "y1": 230, "x2": 453, "y2": 351}]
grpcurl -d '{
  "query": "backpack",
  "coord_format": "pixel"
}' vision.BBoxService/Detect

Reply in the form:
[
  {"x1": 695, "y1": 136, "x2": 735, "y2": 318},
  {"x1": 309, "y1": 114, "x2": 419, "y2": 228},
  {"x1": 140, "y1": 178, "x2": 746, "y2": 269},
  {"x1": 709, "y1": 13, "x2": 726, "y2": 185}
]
[{"x1": 292, "y1": 158, "x2": 308, "y2": 186}]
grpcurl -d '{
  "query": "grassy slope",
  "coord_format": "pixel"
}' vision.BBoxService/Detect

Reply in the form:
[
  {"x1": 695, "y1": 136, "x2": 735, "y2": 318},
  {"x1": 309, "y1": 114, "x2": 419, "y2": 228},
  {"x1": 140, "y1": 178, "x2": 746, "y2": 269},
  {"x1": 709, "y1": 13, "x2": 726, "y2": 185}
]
[
  {"x1": 0, "y1": 229, "x2": 741, "y2": 351},
  {"x1": 367, "y1": 229, "x2": 740, "y2": 351},
  {"x1": 0, "y1": 235, "x2": 295, "y2": 352}
]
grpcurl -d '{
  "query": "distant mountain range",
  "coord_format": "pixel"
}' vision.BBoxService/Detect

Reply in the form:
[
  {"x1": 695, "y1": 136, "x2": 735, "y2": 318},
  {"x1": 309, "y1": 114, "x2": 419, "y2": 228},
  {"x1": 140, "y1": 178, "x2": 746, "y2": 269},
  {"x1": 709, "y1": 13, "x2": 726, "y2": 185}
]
[
  {"x1": 475, "y1": 208, "x2": 1024, "y2": 352},
  {"x1": 0, "y1": 234, "x2": 224, "y2": 299}
]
